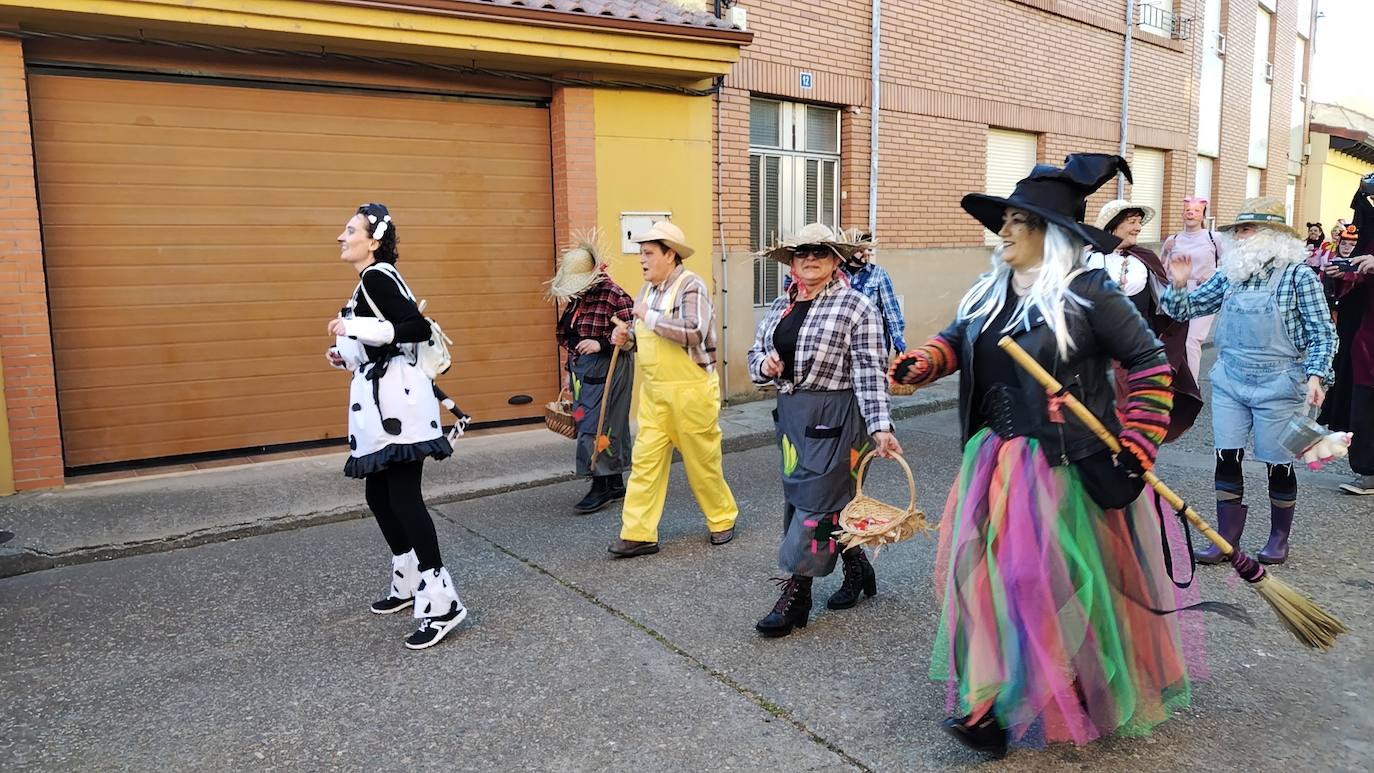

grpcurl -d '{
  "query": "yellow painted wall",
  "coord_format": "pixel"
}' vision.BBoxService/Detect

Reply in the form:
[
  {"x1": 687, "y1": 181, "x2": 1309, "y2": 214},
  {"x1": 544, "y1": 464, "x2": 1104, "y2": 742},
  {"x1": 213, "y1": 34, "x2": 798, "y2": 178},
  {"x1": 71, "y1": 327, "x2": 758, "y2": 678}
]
[
  {"x1": 593, "y1": 89, "x2": 716, "y2": 297},
  {"x1": 0, "y1": 359, "x2": 13, "y2": 495},
  {"x1": 1307, "y1": 133, "x2": 1374, "y2": 231},
  {"x1": 1320, "y1": 149, "x2": 1374, "y2": 230}
]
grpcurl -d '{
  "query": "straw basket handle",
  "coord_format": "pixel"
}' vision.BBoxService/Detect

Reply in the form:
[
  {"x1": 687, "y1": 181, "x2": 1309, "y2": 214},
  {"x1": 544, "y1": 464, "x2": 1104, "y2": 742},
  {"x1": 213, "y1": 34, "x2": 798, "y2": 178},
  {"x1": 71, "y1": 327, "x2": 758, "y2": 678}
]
[{"x1": 854, "y1": 450, "x2": 917, "y2": 513}]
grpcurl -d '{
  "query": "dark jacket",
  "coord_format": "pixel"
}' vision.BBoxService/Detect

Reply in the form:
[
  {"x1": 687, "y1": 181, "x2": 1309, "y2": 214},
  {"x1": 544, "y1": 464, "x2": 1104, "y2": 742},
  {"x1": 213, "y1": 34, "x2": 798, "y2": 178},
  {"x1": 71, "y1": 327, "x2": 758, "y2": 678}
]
[{"x1": 938, "y1": 269, "x2": 1167, "y2": 465}]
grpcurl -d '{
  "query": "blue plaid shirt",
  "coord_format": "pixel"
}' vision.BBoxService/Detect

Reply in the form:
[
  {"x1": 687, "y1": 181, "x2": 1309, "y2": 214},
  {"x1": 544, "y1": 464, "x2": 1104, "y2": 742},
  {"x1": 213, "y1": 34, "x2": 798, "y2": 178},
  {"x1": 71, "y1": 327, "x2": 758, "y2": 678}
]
[
  {"x1": 1161, "y1": 261, "x2": 1337, "y2": 383},
  {"x1": 783, "y1": 262, "x2": 906, "y2": 353}
]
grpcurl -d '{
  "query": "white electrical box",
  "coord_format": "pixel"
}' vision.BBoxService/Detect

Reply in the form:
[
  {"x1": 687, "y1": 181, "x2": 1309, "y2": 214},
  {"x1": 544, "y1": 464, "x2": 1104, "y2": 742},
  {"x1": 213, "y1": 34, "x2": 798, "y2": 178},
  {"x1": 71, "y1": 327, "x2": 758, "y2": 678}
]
[
  {"x1": 620, "y1": 211, "x2": 671, "y2": 253},
  {"x1": 726, "y1": 6, "x2": 747, "y2": 30}
]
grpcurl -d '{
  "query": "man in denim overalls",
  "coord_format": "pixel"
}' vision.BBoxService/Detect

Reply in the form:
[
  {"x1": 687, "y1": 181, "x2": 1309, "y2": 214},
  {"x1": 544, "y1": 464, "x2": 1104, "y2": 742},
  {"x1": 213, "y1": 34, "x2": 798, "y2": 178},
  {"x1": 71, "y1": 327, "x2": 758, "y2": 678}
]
[{"x1": 1161, "y1": 198, "x2": 1337, "y2": 566}]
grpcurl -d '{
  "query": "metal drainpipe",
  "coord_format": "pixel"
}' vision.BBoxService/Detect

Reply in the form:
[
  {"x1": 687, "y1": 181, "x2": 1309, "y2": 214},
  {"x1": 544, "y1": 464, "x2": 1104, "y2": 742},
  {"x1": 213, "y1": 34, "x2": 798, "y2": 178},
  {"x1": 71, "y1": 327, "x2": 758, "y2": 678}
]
[
  {"x1": 1118, "y1": 0, "x2": 1135, "y2": 198},
  {"x1": 869, "y1": 0, "x2": 881, "y2": 234},
  {"x1": 714, "y1": 76, "x2": 730, "y2": 400}
]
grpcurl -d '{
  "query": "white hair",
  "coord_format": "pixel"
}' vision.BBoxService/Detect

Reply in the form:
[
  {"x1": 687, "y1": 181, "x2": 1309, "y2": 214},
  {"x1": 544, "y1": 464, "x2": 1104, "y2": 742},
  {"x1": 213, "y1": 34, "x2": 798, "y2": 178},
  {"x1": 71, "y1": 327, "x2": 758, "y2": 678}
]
[
  {"x1": 956, "y1": 222, "x2": 1093, "y2": 358},
  {"x1": 1219, "y1": 227, "x2": 1306, "y2": 284}
]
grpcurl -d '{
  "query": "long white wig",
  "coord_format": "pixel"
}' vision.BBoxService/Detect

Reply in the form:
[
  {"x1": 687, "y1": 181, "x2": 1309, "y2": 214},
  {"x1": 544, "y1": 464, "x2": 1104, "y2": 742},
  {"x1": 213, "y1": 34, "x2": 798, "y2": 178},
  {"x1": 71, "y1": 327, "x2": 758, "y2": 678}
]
[
  {"x1": 1219, "y1": 227, "x2": 1306, "y2": 284},
  {"x1": 955, "y1": 221, "x2": 1093, "y2": 358}
]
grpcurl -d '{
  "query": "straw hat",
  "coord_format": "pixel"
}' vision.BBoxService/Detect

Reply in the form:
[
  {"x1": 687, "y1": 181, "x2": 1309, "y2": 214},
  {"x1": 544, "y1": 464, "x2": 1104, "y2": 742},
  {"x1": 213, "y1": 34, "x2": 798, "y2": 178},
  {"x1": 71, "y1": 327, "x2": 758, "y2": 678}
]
[
  {"x1": 630, "y1": 220, "x2": 695, "y2": 259},
  {"x1": 1094, "y1": 198, "x2": 1156, "y2": 231},
  {"x1": 546, "y1": 230, "x2": 606, "y2": 302},
  {"x1": 758, "y1": 223, "x2": 867, "y2": 264},
  {"x1": 1220, "y1": 197, "x2": 1301, "y2": 238}
]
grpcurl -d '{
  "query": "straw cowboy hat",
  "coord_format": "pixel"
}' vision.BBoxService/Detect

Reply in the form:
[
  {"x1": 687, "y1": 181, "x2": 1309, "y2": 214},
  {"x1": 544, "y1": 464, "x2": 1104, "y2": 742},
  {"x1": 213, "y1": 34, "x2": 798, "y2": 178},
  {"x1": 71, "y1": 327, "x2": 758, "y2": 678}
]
[
  {"x1": 758, "y1": 223, "x2": 869, "y2": 264},
  {"x1": 1220, "y1": 197, "x2": 1301, "y2": 238},
  {"x1": 630, "y1": 220, "x2": 695, "y2": 259},
  {"x1": 546, "y1": 230, "x2": 607, "y2": 302},
  {"x1": 962, "y1": 153, "x2": 1130, "y2": 254},
  {"x1": 1094, "y1": 198, "x2": 1156, "y2": 231}
]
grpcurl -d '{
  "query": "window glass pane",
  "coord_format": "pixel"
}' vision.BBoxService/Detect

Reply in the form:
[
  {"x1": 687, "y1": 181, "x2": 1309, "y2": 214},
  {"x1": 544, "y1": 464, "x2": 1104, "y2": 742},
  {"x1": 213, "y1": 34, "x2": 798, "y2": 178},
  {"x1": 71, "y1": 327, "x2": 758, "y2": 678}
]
[
  {"x1": 749, "y1": 155, "x2": 762, "y2": 252},
  {"x1": 805, "y1": 159, "x2": 819, "y2": 225},
  {"x1": 764, "y1": 156, "x2": 781, "y2": 249},
  {"x1": 750, "y1": 99, "x2": 781, "y2": 148},
  {"x1": 805, "y1": 106, "x2": 839, "y2": 154},
  {"x1": 821, "y1": 160, "x2": 837, "y2": 228}
]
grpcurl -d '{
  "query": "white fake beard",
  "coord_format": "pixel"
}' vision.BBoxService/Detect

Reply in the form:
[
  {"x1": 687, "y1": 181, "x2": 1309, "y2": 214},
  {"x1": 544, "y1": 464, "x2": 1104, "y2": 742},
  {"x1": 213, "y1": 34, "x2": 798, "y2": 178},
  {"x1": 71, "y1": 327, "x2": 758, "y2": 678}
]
[{"x1": 1220, "y1": 228, "x2": 1306, "y2": 284}]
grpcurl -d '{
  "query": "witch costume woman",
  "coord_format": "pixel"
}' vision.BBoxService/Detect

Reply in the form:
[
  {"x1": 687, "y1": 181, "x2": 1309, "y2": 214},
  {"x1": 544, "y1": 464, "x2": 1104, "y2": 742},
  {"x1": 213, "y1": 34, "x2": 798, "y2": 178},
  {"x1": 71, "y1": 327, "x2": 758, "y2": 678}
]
[
  {"x1": 549, "y1": 234, "x2": 635, "y2": 514},
  {"x1": 891, "y1": 155, "x2": 1196, "y2": 755},
  {"x1": 327, "y1": 203, "x2": 465, "y2": 651},
  {"x1": 747, "y1": 224, "x2": 902, "y2": 637}
]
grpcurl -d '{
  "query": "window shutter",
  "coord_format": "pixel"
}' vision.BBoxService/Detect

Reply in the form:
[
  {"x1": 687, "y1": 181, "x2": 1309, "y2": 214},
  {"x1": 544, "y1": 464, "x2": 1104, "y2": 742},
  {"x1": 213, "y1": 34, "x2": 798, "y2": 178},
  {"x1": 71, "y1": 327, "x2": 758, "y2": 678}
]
[
  {"x1": 1131, "y1": 148, "x2": 1166, "y2": 243},
  {"x1": 750, "y1": 99, "x2": 781, "y2": 148},
  {"x1": 1246, "y1": 168, "x2": 1262, "y2": 199},
  {"x1": 984, "y1": 129, "x2": 1038, "y2": 245},
  {"x1": 1194, "y1": 155, "x2": 1214, "y2": 201}
]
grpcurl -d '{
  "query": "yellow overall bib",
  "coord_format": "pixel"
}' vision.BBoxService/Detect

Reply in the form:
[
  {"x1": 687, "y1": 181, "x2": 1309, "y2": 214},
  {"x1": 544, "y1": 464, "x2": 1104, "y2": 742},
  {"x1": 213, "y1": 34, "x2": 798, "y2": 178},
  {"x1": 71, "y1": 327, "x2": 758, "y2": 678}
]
[{"x1": 619, "y1": 271, "x2": 739, "y2": 542}]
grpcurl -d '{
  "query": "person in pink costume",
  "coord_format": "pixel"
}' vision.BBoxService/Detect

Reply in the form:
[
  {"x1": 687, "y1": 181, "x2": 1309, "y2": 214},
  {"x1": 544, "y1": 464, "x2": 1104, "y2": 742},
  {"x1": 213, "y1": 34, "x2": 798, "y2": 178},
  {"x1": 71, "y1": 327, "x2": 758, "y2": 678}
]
[{"x1": 1160, "y1": 197, "x2": 1224, "y2": 379}]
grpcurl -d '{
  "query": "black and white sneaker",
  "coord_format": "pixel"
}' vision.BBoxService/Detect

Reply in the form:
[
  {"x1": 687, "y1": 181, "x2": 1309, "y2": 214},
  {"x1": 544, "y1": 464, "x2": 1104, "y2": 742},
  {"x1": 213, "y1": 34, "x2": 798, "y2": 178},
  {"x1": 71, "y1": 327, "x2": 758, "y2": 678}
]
[
  {"x1": 404, "y1": 606, "x2": 468, "y2": 650},
  {"x1": 370, "y1": 596, "x2": 414, "y2": 615}
]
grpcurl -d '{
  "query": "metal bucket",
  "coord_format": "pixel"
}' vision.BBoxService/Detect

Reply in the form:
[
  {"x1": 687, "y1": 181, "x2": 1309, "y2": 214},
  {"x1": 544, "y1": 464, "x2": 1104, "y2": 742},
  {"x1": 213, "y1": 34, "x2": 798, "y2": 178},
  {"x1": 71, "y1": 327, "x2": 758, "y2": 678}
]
[{"x1": 1276, "y1": 405, "x2": 1326, "y2": 457}]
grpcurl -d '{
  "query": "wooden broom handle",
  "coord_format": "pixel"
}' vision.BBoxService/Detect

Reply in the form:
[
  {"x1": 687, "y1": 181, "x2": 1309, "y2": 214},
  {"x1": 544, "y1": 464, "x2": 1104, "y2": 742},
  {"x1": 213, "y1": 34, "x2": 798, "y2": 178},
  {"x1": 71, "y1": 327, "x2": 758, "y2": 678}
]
[{"x1": 996, "y1": 336, "x2": 1234, "y2": 557}]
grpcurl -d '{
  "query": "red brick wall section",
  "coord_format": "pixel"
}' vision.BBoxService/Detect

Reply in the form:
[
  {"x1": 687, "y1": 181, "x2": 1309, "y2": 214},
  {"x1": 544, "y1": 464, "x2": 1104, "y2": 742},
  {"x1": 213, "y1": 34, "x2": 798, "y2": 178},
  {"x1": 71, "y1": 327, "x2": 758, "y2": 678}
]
[
  {"x1": 551, "y1": 85, "x2": 597, "y2": 249},
  {"x1": 0, "y1": 37, "x2": 63, "y2": 489},
  {"x1": 717, "y1": 87, "x2": 751, "y2": 251}
]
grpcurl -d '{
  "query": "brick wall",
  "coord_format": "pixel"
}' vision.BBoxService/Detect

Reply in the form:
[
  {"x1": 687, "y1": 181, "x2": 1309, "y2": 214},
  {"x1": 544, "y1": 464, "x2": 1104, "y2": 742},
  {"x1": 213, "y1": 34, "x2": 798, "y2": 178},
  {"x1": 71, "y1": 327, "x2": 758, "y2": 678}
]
[
  {"x1": 551, "y1": 85, "x2": 597, "y2": 248},
  {"x1": 719, "y1": 0, "x2": 1307, "y2": 251},
  {"x1": 0, "y1": 37, "x2": 63, "y2": 489}
]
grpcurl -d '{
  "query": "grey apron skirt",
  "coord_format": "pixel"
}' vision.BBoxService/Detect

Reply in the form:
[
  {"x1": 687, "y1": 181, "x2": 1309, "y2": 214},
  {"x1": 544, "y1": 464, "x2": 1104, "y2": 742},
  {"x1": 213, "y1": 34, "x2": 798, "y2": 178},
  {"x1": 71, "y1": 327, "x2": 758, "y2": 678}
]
[
  {"x1": 773, "y1": 388, "x2": 868, "y2": 577},
  {"x1": 570, "y1": 349, "x2": 635, "y2": 477}
]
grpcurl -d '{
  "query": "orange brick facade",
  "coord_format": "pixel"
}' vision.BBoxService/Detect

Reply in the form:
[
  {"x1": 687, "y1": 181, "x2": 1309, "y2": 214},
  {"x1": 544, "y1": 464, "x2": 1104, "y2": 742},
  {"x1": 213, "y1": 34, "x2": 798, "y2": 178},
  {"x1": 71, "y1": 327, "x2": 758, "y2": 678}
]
[
  {"x1": 0, "y1": 36, "x2": 63, "y2": 490},
  {"x1": 551, "y1": 85, "x2": 598, "y2": 250},
  {"x1": 715, "y1": 0, "x2": 1313, "y2": 255}
]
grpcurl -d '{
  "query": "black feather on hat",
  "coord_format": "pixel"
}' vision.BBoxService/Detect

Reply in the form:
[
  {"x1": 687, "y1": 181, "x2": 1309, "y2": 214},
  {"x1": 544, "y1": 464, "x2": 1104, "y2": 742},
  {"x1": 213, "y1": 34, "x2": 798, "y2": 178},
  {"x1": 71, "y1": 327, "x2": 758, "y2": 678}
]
[{"x1": 961, "y1": 153, "x2": 1131, "y2": 254}]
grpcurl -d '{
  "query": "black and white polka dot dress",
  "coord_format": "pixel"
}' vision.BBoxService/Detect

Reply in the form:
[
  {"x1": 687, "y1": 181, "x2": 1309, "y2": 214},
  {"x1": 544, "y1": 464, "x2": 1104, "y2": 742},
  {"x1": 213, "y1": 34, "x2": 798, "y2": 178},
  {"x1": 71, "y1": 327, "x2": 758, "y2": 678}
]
[{"x1": 333, "y1": 263, "x2": 451, "y2": 478}]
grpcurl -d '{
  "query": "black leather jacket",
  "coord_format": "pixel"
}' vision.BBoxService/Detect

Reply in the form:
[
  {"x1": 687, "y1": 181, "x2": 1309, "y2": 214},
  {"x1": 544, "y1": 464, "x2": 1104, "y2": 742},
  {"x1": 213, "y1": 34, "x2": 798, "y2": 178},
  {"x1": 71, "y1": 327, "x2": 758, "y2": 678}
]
[{"x1": 937, "y1": 269, "x2": 1167, "y2": 465}]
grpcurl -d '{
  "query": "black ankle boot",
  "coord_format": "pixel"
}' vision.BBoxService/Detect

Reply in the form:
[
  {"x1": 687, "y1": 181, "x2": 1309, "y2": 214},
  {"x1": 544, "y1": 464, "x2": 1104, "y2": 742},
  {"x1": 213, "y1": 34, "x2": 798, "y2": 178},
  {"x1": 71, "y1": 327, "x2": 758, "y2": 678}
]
[
  {"x1": 573, "y1": 476, "x2": 615, "y2": 514},
  {"x1": 940, "y1": 710, "x2": 1008, "y2": 758},
  {"x1": 755, "y1": 576, "x2": 813, "y2": 638},
  {"x1": 827, "y1": 548, "x2": 877, "y2": 610},
  {"x1": 606, "y1": 474, "x2": 626, "y2": 500},
  {"x1": 1198, "y1": 501, "x2": 1247, "y2": 564}
]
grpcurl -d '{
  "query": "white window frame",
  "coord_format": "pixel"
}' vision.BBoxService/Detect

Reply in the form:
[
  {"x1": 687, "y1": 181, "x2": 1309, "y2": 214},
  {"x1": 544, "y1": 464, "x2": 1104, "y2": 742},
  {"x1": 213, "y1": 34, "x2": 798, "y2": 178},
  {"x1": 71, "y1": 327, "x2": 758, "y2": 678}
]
[
  {"x1": 749, "y1": 98, "x2": 841, "y2": 307},
  {"x1": 1196, "y1": 0, "x2": 1224, "y2": 157},
  {"x1": 1249, "y1": 7, "x2": 1273, "y2": 168},
  {"x1": 1246, "y1": 167, "x2": 1263, "y2": 199},
  {"x1": 1138, "y1": 0, "x2": 1173, "y2": 38}
]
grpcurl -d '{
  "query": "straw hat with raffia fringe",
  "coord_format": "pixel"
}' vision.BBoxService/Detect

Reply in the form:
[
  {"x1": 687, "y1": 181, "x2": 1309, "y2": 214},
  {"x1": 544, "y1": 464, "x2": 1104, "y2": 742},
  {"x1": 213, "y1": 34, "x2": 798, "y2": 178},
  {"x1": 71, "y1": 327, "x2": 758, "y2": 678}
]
[
  {"x1": 1220, "y1": 197, "x2": 1301, "y2": 238},
  {"x1": 758, "y1": 223, "x2": 871, "y2": 264},
  {"x1": 546, "y1": 229, "x2": 607, "y2": 303}
]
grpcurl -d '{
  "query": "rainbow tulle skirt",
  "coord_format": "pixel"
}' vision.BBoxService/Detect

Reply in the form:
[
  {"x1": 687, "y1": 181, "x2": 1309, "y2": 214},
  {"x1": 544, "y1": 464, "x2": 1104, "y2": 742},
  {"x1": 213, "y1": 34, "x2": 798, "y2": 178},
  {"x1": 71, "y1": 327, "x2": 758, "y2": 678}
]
[{"x1": 931, "y1": 428, "x2": 1202, "y2": 746}]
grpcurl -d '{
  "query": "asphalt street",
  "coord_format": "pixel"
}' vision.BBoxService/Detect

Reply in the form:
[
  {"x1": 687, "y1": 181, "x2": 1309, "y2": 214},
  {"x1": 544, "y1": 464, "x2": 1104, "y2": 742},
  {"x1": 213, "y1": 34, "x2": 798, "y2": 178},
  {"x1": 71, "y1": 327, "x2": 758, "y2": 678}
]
[{"x1": 3, "y1": 387, "x2": 1372, "y2": 771}]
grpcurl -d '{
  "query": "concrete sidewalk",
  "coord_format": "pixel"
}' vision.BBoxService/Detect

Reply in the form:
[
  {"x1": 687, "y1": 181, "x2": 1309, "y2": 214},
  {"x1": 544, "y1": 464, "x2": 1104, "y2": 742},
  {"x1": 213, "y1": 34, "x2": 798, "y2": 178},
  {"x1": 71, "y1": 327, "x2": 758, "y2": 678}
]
[{"x1": 0, "y1": 383, "x2": 959, "y2": 577}]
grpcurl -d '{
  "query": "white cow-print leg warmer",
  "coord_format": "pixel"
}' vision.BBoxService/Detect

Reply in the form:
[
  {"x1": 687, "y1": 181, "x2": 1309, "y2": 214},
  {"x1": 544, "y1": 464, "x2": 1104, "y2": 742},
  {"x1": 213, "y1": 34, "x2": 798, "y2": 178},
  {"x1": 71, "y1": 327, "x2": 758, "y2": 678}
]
[{"x1": 413, "y1": 566, "x2": 463, "y2": 620}]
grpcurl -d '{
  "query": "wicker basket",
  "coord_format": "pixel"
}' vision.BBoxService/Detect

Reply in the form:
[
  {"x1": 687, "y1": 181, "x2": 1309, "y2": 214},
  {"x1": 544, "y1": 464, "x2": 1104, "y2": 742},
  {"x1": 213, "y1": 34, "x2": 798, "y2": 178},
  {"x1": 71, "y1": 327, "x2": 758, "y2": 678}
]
[
  {"x1": 544, "y1": 389, "x2": 578, "y2": 439},
  {"x1": 835, "y1": 451, "x2": 931, "y2": 554},
  {"x1": 888, "y1": 354, "x2": 916, "y2": 395}
]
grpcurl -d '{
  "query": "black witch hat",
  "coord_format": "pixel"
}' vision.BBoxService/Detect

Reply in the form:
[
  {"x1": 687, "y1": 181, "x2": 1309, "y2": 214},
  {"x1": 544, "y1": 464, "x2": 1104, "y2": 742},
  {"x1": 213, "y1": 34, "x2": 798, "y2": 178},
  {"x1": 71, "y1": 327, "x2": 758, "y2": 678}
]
[{"x1": 962, "y1": 153, "x2": 1132, "y2": 254}]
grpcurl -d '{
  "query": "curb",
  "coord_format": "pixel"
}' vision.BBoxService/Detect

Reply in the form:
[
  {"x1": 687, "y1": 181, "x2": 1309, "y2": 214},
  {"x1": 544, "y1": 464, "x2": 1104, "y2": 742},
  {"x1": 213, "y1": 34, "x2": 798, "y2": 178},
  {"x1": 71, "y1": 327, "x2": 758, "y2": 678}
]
[{"x1": 0, "y1": 395, "x2": 958, "y2": 579}]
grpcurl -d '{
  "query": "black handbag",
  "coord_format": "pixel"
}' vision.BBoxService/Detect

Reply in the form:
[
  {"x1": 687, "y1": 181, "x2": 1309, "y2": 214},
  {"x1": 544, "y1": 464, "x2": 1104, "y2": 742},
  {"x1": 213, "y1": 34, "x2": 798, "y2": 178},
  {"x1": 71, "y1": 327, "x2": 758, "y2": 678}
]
[{"x1": 1073, "y1": 449, "x2": 1146, "y2": 510}]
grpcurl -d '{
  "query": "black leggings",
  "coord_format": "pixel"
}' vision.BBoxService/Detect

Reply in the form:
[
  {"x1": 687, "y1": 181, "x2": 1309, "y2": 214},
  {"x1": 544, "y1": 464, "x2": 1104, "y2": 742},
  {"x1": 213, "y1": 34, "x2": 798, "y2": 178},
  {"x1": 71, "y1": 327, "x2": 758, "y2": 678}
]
[
  {"x1": 1214, "y1": 449, "x2": 1297, "y2": 507},
  {"x1": 364, "y1": 460, "x2": 443, "y2": 571}
]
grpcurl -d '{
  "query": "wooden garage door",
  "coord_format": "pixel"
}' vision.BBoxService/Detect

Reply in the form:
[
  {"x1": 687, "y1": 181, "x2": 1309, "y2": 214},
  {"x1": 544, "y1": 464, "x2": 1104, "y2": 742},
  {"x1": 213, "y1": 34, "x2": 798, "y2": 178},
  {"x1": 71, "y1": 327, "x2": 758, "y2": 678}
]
[{"x1": 29, "y1": 73, "x2": 556, "y2": 467}]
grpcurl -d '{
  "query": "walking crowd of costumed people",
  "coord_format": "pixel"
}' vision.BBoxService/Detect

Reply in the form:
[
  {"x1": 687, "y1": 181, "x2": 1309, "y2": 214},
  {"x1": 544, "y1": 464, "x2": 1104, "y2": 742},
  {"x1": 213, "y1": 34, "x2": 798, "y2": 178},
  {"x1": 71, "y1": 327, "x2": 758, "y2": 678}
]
[{"x1": 322, "y1": 159, "x2": 1362, "y2": 756}]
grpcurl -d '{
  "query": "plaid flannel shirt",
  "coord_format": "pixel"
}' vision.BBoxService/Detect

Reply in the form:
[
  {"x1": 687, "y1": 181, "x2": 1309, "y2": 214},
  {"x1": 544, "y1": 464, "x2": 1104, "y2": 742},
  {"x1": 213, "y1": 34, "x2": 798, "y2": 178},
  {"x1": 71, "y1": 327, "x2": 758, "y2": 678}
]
[
  {"x1": 783, "y1": 263, "x2": 907, "y2": 353},
  {"x1": 557, "y1": 278, "x2": 633, "y2": 361},
  {"x1": 748, "y1": 277, "x2": 892, "y2": 434},
  {"x1": 622, "y1": 265, "x2": 718, "y2": 372},
  {"x1": 1161, "y1": 260, "x2": 1337, "y2": 382}
]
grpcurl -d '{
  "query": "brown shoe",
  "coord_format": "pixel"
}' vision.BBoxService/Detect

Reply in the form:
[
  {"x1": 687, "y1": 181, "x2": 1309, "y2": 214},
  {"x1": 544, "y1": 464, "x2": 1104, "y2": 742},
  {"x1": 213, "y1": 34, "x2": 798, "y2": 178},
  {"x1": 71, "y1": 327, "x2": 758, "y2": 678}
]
[
  {"x1": 709, "y1": 528, "x2": 735, "y2": 546},
  {"x1": 608, "y1": 539, "x2": 660, "y2": 558}
]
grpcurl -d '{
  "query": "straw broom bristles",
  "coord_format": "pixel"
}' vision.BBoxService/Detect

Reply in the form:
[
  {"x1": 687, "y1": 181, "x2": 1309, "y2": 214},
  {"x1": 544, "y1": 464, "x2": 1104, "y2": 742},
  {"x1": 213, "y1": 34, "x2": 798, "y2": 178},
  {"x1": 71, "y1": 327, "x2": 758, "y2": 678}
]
[{"x1": 997, "y1": 337, "x2": 1349, "y2": 651}]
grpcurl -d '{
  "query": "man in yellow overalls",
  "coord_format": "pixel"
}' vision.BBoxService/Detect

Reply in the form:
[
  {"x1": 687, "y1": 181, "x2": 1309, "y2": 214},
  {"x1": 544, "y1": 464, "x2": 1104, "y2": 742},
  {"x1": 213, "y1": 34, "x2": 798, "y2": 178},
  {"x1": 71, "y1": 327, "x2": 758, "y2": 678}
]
[{"x1": 607, "y1": 221, "x2": 739, "y2": 558}]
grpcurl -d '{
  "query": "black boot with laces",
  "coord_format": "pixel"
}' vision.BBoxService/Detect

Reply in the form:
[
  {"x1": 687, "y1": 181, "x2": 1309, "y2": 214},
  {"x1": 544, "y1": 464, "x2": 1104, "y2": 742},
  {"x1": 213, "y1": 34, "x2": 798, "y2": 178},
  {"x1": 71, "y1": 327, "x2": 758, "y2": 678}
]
[
  {"x1": 827, "y1": 548, "x2": 877, "y2": 609},
  {"x1": 755, "y1": 575, "x2": 813, "y2": 638}
]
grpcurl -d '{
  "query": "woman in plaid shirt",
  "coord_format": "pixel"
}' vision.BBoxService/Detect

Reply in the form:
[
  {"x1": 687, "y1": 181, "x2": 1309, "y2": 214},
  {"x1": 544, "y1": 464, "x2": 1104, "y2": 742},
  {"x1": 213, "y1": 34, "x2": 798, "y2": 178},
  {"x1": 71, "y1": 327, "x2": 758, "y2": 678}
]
[
  {"x1": 747, "y1": 223, "x2": 902, "y2": 638},
  {"x1": 548, "y1": 235, "x2": 635, "y2": 514}
]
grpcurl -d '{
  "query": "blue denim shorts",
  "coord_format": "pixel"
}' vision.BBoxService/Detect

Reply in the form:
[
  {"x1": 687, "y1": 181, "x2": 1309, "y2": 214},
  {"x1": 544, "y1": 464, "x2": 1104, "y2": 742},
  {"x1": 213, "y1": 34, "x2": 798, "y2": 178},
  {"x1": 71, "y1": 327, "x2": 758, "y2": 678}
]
[{"x1": 1210, "y1": 358, "x2": 1306, "y2": 464}]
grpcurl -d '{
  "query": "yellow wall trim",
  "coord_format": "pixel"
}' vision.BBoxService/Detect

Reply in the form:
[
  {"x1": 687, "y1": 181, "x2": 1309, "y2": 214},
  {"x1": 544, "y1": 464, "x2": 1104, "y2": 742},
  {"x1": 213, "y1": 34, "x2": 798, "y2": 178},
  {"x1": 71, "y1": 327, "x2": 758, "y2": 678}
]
[{"x1": 0, "y1": 0, "x2": 743, "y2": 77}]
